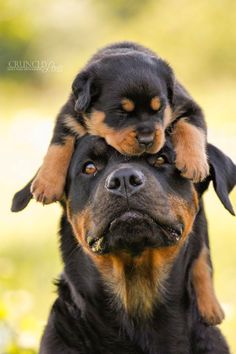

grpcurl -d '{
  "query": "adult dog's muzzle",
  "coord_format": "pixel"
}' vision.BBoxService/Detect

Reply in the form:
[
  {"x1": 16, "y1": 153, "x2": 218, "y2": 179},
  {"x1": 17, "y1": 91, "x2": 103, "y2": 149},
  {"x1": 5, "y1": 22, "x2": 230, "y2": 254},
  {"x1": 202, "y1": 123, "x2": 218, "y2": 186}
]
[{"x1": 86, "y1": 164, "x2": 184, "y2": 256}]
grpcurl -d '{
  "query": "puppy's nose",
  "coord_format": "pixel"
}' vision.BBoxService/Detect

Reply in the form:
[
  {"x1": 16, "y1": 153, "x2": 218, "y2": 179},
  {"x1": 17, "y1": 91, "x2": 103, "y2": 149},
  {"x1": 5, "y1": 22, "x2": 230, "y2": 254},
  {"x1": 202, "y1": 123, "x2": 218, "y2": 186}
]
[
  {"x1": 136, "y1": 127, "x2": 155, "y2": 148},
  {"x1": 105, "y1": 167, "x2": 145, "y2": 197}
]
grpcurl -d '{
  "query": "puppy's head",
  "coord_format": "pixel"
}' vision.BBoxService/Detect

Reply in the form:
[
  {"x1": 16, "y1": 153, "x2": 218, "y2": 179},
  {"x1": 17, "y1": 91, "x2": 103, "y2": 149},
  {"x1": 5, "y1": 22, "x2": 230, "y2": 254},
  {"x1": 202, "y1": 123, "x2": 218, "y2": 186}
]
[{"x1": 72, "y1": 49, "x2": 174, "y2": 156}]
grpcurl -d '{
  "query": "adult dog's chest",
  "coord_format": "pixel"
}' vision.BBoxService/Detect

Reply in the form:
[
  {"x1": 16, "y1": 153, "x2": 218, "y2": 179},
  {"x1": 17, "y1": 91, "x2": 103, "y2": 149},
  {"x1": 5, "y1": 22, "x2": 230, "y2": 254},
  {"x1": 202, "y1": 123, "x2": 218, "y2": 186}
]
[{"x1": 59, "y1": 295, "x2": 192, "y2": 354}]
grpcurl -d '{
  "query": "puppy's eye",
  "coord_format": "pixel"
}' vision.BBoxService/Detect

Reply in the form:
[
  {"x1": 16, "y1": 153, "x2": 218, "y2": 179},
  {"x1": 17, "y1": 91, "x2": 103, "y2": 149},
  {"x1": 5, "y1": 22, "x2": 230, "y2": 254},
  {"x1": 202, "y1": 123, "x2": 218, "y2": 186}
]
[{"x1": 83, "y1": 162, "x2": 97, "y2": 175}]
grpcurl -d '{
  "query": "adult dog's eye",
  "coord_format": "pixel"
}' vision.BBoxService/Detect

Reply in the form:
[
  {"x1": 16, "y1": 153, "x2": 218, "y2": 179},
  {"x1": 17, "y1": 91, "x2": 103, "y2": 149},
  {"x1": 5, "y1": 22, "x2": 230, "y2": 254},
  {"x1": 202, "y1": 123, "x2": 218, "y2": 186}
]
[{"x1": 83, "y1": 162, "x2": 97, "y2": 175}]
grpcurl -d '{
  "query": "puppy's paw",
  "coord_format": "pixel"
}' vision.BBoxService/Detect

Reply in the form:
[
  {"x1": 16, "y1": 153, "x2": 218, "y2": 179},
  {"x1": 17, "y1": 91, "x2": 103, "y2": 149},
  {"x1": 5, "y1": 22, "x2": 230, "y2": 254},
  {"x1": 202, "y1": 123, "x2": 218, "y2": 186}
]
[
  {"x1": 198, "y1": 297, "x2": 225, "y2": 326},
  {"x1": 175, "y1": 153, "x2": 209, "y2": 183},
  {"x1": 31, "y1": 172, "x2": 65, "y2": 204}
]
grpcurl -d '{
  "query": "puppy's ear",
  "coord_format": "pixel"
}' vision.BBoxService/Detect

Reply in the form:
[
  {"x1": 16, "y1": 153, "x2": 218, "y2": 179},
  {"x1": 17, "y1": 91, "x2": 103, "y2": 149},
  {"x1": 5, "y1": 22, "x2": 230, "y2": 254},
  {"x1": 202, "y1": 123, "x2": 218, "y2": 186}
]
[
  {"x1": 72, "y1": 70, "x2": 99, "y2": 113},
  {"x1": 199, "y1": 144, "x2": 236, "y2": 215},
  {"x1": 156, "y1": 58, "x2": 174, "y2": 104},
  {"x1": 11, "y1": 179, "x2": 33, "y2": 212}
]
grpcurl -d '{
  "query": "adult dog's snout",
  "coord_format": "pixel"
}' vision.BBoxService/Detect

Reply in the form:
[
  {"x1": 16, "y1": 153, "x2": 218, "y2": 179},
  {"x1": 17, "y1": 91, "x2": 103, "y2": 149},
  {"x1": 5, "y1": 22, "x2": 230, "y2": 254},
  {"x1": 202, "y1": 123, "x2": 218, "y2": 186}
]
[{"x1": 105, "y1": 167, "x2": 145, "y2": 197}]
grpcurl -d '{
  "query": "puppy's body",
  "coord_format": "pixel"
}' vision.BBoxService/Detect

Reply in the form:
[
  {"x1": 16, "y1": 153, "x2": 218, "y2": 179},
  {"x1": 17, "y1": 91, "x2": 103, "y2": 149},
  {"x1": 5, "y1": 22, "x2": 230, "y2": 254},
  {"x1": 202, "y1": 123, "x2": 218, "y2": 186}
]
[{"x1": 32, "y1": 41, "x2": 208, "y2": 204}]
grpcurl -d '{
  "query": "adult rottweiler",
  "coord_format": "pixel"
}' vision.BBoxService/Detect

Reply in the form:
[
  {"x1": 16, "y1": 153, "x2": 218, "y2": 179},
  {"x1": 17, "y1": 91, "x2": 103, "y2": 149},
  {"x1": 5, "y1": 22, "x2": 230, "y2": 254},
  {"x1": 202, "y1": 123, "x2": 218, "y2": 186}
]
[{"x1": 12, "y1": 137, "x2": 235, "y2": 353}]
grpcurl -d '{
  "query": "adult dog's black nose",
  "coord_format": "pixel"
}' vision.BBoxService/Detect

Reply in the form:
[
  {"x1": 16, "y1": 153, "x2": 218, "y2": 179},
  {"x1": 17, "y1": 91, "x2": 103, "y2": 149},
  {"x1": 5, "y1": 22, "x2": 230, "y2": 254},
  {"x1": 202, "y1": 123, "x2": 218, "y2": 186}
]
[{"x1": 105, "y1": 167, "x2": 145, "y2": 197}]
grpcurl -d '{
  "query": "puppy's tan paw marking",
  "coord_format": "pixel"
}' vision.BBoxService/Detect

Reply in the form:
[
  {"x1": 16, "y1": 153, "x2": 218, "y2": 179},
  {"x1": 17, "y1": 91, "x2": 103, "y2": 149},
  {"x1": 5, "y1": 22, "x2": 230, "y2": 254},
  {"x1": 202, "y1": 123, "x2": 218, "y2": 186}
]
[
  {"x1": 198, "y1": 297, "x2": 225, "y2": 326},
  {"x1": 31, "y1": 174, "x2": 65, "y2": 204},
  {"x1": 176, "y1": 154, "x2": 209, "y2": 183}
]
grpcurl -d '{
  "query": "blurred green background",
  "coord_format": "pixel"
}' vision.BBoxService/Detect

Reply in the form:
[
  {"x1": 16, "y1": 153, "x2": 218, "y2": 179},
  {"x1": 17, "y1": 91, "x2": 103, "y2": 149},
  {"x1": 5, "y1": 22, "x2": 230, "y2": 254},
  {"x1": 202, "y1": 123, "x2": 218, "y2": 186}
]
[{"x1": 0, "y1": 0, "x2": 236, "y2": 352}]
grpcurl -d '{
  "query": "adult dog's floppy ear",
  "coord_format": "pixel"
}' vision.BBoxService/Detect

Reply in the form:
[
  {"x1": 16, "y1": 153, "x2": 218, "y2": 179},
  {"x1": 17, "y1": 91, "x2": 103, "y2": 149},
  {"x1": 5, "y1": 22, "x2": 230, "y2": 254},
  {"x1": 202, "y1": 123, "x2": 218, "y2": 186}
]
[
  {"x1": 200, "y1": 144, "x2": 236, "y2": 215},
  {"x1": 11, "y1": 178, "x2": 33, "y2": 212},
  {"x1": 72, "y1": 70, "x2": 99, "y2": 113}
]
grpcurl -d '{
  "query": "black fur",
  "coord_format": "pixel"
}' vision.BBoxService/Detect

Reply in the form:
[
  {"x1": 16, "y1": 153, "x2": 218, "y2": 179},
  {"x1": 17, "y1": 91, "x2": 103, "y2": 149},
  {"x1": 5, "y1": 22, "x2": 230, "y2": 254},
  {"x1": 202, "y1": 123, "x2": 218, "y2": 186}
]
[
  {"x1": 12, "y1": 138, "x2": 232, "y2": 354},
  {"x1": 53, "y1": 41, "x2": 206, "y2": 141},
  {"x1": 21, "y1": 42, "x2": 209, "y2": 208}
]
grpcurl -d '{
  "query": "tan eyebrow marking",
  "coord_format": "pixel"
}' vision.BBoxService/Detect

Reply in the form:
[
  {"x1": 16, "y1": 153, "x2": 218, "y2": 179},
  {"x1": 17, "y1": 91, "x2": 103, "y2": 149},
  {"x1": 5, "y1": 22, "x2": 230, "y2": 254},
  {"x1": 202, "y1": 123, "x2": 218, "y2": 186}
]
[
  {"x1": 121, "y1": 98, "x2": 135, "y2": 112},
  {"x1": 150, "y1": 96, "x2": 161, "y2": 111}
]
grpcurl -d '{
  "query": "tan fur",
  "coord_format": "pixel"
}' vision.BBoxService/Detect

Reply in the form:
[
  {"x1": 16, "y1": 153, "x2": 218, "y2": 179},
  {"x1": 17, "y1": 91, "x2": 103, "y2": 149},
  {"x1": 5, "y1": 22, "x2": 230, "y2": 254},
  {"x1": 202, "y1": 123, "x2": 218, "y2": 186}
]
[
  {"x1": 163, "y1": 104, "x2": 173, "y2": 128},
  {"x1": 171, "y1": 119, "x2": 209, "y2": 182},
  {"x1": 192, "y1": 245, "x2": 225, "y2": 325},
  {"x1": 31, "y1": 136, "x2": 75, "y2": 204},
  {"x1": 121, "y1": 98, "x2": 135, "y2": 112},
  {"x1": 64, "y1": 114, "x2": 87, "y2": 136},
  {"x1": 68, "y1": 191, "x2": 198, "y2": 318},
  {"x1": 168, "y1": 190, "x2": 199, "y2": 236},
  {"x1": 88, "y1": 250, "x2": 172, "y2": 318},
  {"x1": 85, "y1": 110, "x2": 111, "y2": 137},
  {"x1": 68, "y1": 207, "x2": 96, "y2": 257},
  {"x1": 150, "y1": 96, "x2": 161, "y2": 111},
  {"x1": 86, "y1": 110, "x2": 166, "y2": 155}
]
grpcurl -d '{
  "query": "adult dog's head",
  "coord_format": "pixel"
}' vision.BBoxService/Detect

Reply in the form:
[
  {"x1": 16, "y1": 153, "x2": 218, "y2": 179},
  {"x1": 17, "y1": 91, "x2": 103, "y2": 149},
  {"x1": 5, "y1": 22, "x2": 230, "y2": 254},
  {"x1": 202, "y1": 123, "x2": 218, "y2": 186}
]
[
  {"x1": 65, "y1": 137, "x2": 236, "y2": 317},
  {"x1": 12, "y1": 136, "x2": 236, "y2": 319},
  {"x1": 67, "y1": 136, "x2": 195, "y2": 255},
  {"x1": 64, "y1": 137, "x2": 198, "y2": 317}
]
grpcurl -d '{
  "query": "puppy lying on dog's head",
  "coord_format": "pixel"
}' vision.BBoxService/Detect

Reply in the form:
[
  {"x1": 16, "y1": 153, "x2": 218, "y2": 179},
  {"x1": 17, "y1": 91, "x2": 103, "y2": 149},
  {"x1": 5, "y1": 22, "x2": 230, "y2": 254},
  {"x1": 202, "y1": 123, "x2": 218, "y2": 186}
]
[
  {"x1": 12, "y1": 137, "x2": 236, "y2": 353},
  {"x1": 30, "y1": 41, "x2": 208, "y2": 207}
]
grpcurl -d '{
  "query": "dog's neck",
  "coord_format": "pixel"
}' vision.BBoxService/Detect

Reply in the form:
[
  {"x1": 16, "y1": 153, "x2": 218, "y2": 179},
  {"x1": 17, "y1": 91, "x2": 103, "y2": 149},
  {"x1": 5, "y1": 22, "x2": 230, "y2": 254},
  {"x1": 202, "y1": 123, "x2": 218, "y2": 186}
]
[
  {"x1": 90, "y1": 249, "x2": 172, "y2": 319},
  {"x1": 57, "y1": 212, "x2": 201, "y2": 353},
  {"x1": 59, "y1": 213, "x2": 191, "y2": 322}
]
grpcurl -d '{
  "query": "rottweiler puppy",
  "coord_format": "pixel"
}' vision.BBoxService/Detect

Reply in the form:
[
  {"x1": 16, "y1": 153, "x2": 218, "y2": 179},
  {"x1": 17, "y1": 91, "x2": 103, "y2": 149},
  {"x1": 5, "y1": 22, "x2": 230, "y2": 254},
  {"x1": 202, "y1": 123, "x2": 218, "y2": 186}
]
[
  {"x1": 12, "y1": 137, "x2": 235, "y2": 353},
  {"x1": 30, "y1": 41, "x2": 208, "y2": 206}
]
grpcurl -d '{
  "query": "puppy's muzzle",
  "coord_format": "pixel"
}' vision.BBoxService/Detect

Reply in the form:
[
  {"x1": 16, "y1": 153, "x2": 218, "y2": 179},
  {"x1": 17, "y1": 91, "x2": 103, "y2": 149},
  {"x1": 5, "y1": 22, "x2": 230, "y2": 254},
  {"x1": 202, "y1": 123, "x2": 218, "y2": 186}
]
[{"x1": 136, "y1": 124, "x2": 155, "y2": 149}]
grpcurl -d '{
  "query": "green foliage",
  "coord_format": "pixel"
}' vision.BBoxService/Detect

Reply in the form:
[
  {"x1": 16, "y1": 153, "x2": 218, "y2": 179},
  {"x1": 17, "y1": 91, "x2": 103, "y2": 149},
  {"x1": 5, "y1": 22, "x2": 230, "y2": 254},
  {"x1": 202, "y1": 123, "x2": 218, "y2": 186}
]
[
  {"x1": 93, "y1": 0, "x2": 150, "y2": 20},
  {"x1": 0, "y1": 0, "x2": 39, "y2": 81}
]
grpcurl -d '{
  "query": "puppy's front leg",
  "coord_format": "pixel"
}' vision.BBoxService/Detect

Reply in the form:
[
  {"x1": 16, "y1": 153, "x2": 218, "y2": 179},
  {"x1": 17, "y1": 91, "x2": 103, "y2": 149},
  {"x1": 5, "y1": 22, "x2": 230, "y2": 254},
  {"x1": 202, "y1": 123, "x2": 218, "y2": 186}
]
[
  {"x1": 31, "y1": 135, "x2": 75, "y2": 204},
  {"x1": 171, "y1": 119, "x2": 209, "y2": 182}
]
